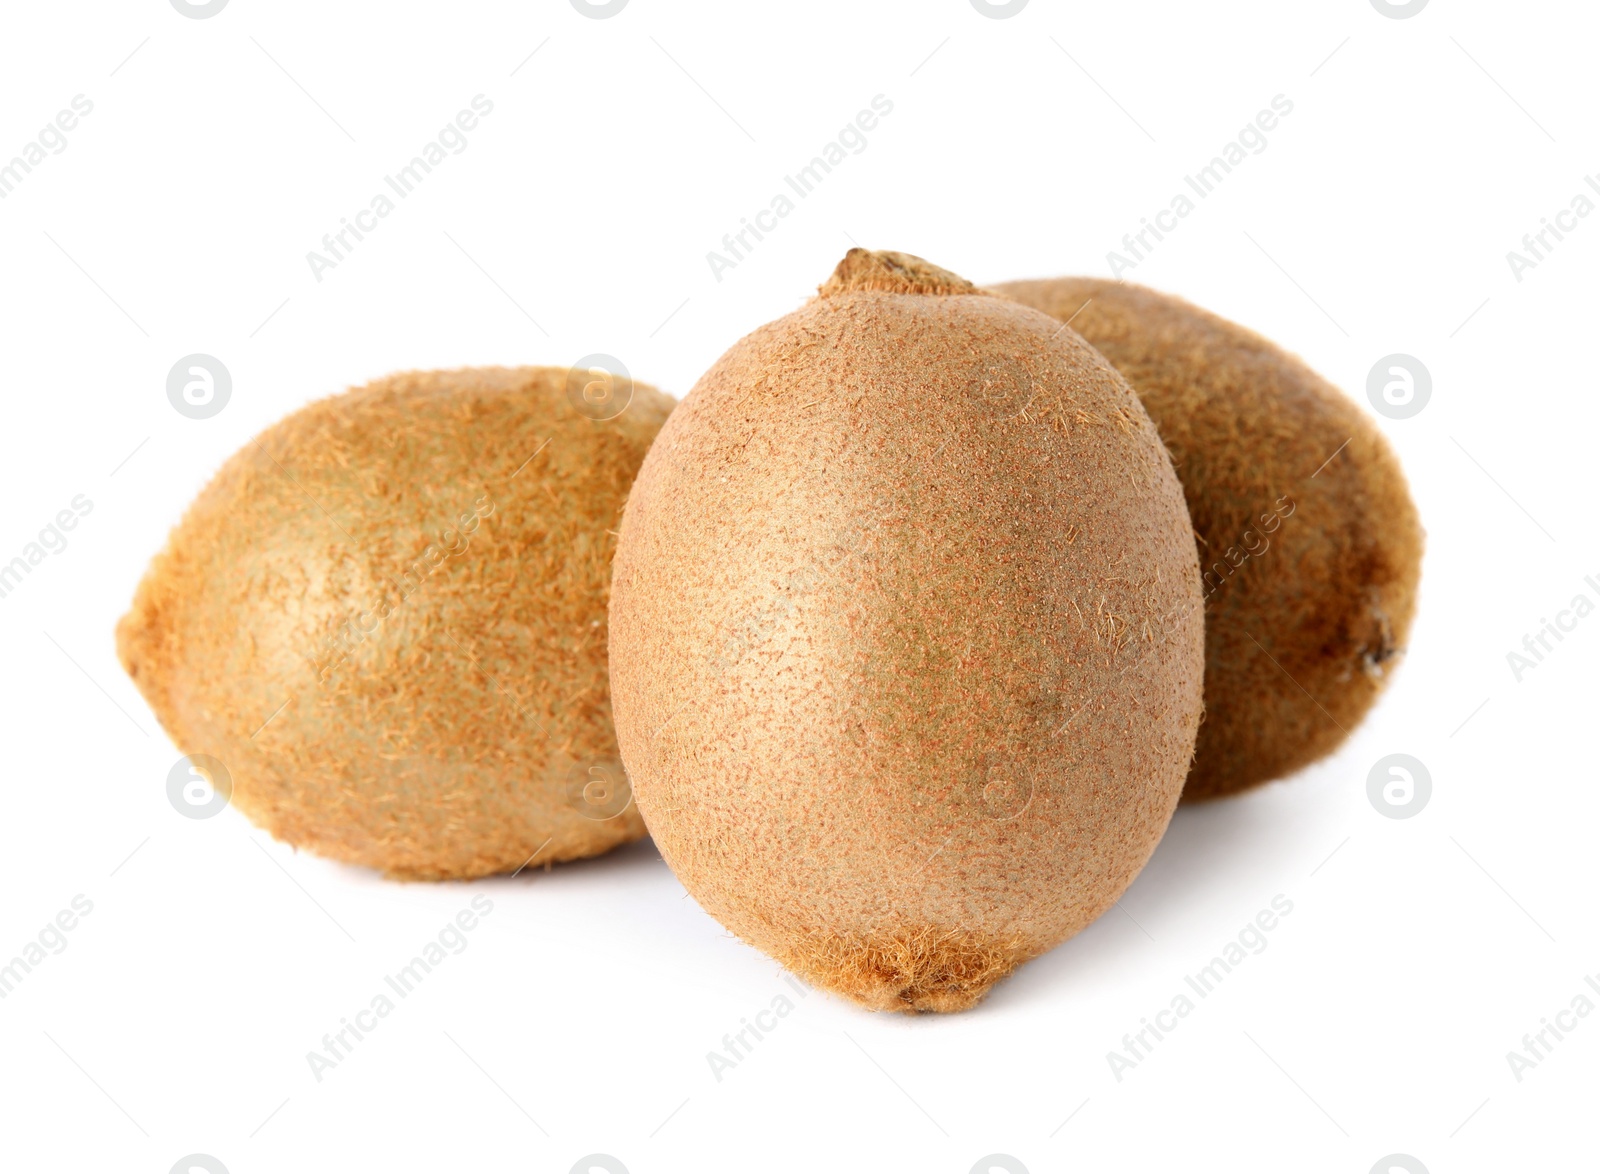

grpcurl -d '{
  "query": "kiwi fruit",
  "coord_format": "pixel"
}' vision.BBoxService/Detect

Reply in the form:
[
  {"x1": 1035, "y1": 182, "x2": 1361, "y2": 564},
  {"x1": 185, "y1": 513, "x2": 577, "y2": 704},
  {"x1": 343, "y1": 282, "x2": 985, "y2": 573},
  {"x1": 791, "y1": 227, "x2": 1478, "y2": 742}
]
[
  {"x1": 991, "y1": 277, "x2": 1423, "y2": 800},
  {"x1": 118, "y1": 365, "x2": 673, "y2": 880},
  {"x1": 608, "y1": 250, "x2": 1204, "y2": 1012}
]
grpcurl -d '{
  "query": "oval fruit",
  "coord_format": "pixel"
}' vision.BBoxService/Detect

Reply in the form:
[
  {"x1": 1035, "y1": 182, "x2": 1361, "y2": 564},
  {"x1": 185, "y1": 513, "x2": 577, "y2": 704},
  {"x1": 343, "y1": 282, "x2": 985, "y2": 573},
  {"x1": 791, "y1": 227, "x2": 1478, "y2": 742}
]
[
  {"x1": 118, "y1": 365, "x2": 673, "y2": 879},
  {"x1": 609, "y1": 251, "x2": 1204, "y2": 1011}
]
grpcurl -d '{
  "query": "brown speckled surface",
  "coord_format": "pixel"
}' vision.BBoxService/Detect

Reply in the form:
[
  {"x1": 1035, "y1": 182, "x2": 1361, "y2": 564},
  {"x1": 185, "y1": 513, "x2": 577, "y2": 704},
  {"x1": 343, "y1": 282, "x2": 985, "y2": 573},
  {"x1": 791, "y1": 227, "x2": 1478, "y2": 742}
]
[
  {"x1": 117, "y1": 366, "x2": 673, "y2": 879},
  {"x1": 993, "y1": 277, "x2": 1423, "y2": 799},
  {"x1": 610, "y1": 252, "x2": 1204, "y2": 1011}
]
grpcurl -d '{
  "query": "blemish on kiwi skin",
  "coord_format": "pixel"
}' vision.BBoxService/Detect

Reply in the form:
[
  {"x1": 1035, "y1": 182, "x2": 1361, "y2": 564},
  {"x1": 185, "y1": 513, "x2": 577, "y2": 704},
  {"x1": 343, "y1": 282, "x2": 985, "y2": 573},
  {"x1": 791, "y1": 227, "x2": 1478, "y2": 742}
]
[{"x1": 1360, "y1": 606, "x2": 1401, "y2": 680}]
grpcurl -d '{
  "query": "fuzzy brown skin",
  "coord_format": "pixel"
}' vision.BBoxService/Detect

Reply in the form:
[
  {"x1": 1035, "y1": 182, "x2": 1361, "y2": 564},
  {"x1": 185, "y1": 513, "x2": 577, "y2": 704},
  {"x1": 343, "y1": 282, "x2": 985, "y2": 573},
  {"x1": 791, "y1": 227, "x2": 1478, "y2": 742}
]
[
  {"x1": 118, "y1": 366, "x2": 673, "y2": 879},
  {"x1": 609, "y1": 251, "x2": 1204, "y2": 1012},
  {"x1": 992, "y1": 278, "x2": 1423, "y2": 800}
]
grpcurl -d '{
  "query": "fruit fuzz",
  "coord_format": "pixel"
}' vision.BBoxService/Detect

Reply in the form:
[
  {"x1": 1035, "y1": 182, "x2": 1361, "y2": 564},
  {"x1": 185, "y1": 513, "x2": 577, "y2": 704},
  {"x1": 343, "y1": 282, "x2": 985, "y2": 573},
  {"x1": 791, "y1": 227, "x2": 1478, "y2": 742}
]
[
  {"x1": 609, "y1": 250, "x2": 1204, "y2": 1012},
  {"x1": 118, "y1": 366, "x2": 673, "y2": 879},
  {"x1": 993, "y1": 277, "x2": 1423, "y2": 798}
]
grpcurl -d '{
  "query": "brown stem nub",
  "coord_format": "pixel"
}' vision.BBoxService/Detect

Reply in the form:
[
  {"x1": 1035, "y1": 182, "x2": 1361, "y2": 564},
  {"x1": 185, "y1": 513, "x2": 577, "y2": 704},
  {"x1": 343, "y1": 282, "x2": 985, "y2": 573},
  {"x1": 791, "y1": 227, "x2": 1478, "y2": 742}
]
[{"x1": 818, "y1": 249, "x2": 983, "y2": 298}]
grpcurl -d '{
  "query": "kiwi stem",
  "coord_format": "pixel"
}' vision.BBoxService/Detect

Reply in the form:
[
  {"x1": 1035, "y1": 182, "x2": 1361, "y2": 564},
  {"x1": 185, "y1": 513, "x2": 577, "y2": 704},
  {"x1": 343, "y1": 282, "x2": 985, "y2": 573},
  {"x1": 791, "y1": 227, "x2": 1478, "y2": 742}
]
[{"x1": 818, "y1": 249, "x2": 983, "y2": 298}]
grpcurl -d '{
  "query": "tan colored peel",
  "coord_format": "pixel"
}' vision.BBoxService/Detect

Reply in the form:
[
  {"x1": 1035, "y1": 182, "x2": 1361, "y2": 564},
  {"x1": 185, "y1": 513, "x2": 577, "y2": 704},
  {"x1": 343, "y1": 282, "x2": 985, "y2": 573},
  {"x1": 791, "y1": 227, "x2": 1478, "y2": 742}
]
[
  {"x1": 609, "y1": 251, "x2": 1204, "y2": 1011},
  {"x1": 818, "y1": 248, "x2": 980, "y2": 298},
  {"x1": 992, "y1": 277, "x2": 1423, "y2": 799},
  {"x1": 118, "y1": 366, "x2": 673, "y2": 879}
]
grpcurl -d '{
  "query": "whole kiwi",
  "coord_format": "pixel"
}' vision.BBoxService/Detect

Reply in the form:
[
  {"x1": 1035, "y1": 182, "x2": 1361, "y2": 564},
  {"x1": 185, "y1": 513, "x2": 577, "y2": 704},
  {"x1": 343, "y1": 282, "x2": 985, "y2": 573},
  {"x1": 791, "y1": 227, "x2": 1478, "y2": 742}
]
[
  {"x1": 608, "y1": 250, "x2": 1204, "y2": 1012},
  {"x1": 118, "y1": 365, "x2": 673, "y2": 879},
  {"x1": 991, "y1": 277, "x2": 1423, "y2": 800}
]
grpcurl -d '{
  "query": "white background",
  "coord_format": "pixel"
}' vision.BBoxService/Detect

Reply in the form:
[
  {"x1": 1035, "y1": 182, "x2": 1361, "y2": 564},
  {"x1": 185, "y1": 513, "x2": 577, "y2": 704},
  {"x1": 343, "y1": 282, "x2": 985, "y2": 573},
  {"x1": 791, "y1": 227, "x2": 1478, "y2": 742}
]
[{"x1": 0, "y1": 1, "x2": 1595, "y2": 1171}]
